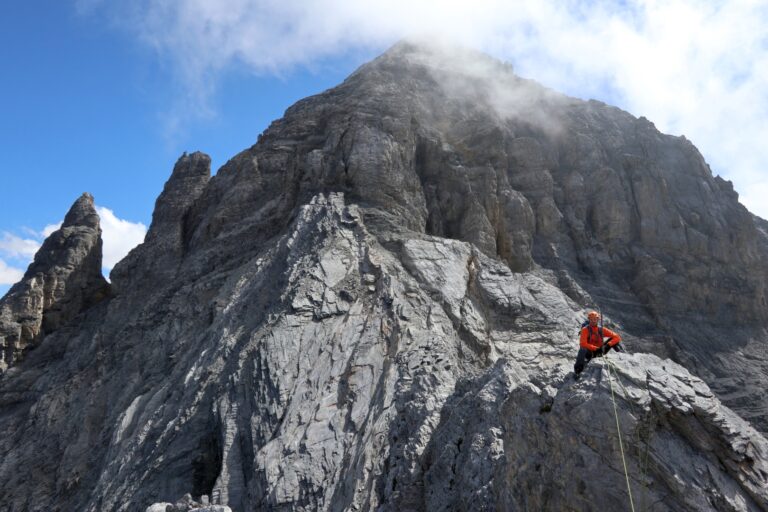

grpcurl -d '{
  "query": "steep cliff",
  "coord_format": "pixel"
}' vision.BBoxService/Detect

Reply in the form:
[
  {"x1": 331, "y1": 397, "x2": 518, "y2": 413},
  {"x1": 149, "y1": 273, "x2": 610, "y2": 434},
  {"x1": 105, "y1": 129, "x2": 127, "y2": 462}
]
[
  {"x1": 0, "y1": 193, "x2": 109, "y2": 372},
  {"x1": 0, "y1": 41, "x2": 766, "y2": 512}
]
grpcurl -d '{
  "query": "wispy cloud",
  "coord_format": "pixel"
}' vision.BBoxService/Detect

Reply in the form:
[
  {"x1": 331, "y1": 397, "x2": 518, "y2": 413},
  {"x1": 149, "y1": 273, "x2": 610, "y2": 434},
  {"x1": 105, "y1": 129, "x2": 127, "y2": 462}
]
[
  {"x1": 0, "y1": 259, "x2": 24, "y2": 286},
  {"x1": 0, "y1": 232, "x2": 40, "y2": 260},
  {"x1": 41, "y1": 222, "x2": 62, "y2": 238},
  {"x1": 80, "y1": 0, "x2": 768, "y2": 217}
]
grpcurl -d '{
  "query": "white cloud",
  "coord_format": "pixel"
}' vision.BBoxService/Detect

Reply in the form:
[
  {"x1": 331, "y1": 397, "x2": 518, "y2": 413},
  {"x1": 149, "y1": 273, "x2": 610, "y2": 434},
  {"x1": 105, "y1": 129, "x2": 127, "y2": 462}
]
[
  {"x1": 0, "y1": 207, "x2": 145, "y2": 288},
  {"x1": 95, "y1": 206, "x2": 147, "y2": 272},
  {"x1": 41, "y1": 222, "x2": 62, "y2": 238},
  {"x1": 84, "y1": 0, "x2": 768, "y2": 217},
  {"x1": 0, "y1": 259, "x2": 24, "y2": 286},
  {"x1": 0, "y1": 232, "x2": 40, "y2": 260}
]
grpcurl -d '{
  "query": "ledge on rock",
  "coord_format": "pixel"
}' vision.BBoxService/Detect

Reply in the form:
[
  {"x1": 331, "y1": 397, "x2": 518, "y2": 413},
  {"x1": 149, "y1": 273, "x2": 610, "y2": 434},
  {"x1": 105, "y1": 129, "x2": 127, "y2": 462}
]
[{"x1": 421, "y1": 353, "x2": 768, "y2": 511}]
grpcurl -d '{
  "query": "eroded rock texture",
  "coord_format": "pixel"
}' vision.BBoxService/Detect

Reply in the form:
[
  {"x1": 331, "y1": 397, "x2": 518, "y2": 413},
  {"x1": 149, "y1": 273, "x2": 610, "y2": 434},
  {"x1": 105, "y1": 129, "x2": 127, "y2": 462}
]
[
  {"x1": 1, "y1": 41, "x2": 767, "y2": 512},
  {"x1": 0, "y1": 193, "x2": 109, "y2": 371}
]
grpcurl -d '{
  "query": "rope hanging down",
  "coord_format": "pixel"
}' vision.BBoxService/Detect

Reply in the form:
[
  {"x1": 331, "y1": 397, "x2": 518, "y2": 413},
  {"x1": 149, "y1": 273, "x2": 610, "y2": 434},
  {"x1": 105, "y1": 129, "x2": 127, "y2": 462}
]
[
  {"x1": 595, "y1": 306, "x2": 636, "y2": 511},
  {"x1": 605, "y1": 357, "x2": 656, "y2": 512},
  {"x1": 605, "y1": 358, "x2": 636, "y2": 512},
  {"x1": 580, "y1": 306, "x2": 657, "y2": 510}
]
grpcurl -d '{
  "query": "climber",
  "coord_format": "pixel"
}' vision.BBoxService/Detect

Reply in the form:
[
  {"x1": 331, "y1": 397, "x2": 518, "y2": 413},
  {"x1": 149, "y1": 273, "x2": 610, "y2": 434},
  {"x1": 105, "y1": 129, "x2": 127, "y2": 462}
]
[{"x1": 573, "y1": 310, "x2": 624, "y2": 380}]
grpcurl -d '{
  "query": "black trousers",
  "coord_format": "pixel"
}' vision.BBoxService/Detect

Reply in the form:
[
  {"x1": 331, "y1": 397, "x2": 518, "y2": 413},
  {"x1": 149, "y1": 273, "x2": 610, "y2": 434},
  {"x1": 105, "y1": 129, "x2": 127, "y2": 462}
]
[{"x1": 574, "y1": 344, "x2": 623, "y2": 375}]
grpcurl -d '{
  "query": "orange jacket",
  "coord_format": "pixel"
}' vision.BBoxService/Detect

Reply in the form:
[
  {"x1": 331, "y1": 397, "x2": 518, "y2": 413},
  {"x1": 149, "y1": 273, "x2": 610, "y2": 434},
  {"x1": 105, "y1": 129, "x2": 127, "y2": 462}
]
[{"x1": 580, "y1": 325, "x2": 621, "y2": 351}]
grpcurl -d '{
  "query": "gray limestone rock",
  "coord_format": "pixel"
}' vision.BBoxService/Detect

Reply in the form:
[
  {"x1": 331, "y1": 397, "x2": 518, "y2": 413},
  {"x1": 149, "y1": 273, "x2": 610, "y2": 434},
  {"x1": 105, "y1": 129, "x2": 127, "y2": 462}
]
[
  {"x1": 111, "y1": 151, "x2": 211, "y2": 295},
  {"x1": 0, "y1": 41, "x2": 767, "y2": 512},
  {"x1": 423, "y1": 354, "x2": 768, "y2": 511},
  {"x1": 0, "y1": 192, "x2": 109, "y2": 372},
  {"x1": 147, "y1": 492, "x2": 232, "y2": 512},
  {"x1": 144, "y1": 493, "x2": 233, "y2": 512}
]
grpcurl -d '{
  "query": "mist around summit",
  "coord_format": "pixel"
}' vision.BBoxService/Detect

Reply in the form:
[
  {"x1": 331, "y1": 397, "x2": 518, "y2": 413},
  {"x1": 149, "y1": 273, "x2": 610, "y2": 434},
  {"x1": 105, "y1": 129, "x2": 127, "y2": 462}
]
[
  {"x1": 80, "y1": 1, "x2": 768, "y2": 219},
  {"x1": 0, "y1": 41, "x2": 767, "y2": 511}
]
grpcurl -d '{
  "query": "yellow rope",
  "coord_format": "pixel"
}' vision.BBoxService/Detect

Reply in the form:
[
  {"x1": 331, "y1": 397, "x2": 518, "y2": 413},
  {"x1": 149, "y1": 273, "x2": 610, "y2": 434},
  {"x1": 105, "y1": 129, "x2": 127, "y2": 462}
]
[
  {"x1": 606, "y1": 358, "x2": 636, "y2": 512},
  {"x1": 607, "y1": 358, "x2": 656, "y2": 512}
]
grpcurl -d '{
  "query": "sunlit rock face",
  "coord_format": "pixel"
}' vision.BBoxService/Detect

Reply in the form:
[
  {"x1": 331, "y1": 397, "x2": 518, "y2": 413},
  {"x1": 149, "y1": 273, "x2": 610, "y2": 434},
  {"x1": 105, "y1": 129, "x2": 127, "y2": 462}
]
[{"x1": 0, "y1": 41, "x2": 767, "y2": 512}]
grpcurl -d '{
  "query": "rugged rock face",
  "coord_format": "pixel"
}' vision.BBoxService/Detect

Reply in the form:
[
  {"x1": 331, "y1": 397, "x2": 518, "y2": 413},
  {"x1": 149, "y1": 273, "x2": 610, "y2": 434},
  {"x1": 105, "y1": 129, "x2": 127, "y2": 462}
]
[
  {"x1": 111, "y1": 151, "x2": 211, "y2": 295},
  {"x1": 422, "y1": 353, "x2": 768, "y2": 512},
  {"x1": 0, "y1": 193, "x2": 109, "y2": 371},
  {"x1": 0, "y1": 41, "x2": 767, "y2": 511}
]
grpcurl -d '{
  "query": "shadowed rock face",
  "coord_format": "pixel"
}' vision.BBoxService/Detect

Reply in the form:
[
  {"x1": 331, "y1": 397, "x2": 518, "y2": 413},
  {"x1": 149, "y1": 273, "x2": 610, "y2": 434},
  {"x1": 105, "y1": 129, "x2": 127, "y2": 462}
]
[
  {"x1": 0, "y1": 42, "x2": 767, "y2": 512},
  {"x1": 0, "y1": 193, "x2": 109, "y2": 371},
  {"x1": 111, "y1": 151, "x2": 211, "y2": 295}
]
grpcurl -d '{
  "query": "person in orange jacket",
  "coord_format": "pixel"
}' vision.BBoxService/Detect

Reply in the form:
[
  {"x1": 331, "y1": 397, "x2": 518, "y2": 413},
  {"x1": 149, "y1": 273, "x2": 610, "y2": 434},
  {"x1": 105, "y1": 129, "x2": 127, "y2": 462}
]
[{"x1": 573, "y1": 310, "x2": 624, "y2": 380}]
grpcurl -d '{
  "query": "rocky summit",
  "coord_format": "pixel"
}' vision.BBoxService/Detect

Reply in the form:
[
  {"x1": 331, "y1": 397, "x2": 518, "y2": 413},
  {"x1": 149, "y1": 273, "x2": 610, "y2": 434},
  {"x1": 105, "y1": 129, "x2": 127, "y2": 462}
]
[
  {"x1": 0, "y1": 41, "x2": 767, "y2": 512},
  {"x1": 0, "y1": 192, "x2": 109, "y2": 372}
]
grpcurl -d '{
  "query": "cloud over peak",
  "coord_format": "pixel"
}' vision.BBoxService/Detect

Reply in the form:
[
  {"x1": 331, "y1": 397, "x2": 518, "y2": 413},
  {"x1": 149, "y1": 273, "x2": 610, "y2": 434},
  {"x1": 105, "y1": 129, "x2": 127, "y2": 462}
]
[{"x1": 81, "y1": 0, "x2": 768, "y2": 217}]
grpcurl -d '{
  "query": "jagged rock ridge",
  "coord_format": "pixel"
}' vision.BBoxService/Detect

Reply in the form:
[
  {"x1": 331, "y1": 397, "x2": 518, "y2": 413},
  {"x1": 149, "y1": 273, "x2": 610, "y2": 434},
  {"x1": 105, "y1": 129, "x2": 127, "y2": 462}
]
[{"x1": 0, "y1": 41, "x2": 766, "y2": 511}]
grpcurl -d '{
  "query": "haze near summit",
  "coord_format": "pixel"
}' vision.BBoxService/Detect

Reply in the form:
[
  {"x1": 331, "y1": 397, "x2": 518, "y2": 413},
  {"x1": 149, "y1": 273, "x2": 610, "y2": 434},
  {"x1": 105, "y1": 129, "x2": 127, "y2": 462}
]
[
  {"x1": 88, "y1": 0, "x2": 767, "y2": 214},
  {"x1": 2, "y1": 1, "x2": 766, "y2": 293}
]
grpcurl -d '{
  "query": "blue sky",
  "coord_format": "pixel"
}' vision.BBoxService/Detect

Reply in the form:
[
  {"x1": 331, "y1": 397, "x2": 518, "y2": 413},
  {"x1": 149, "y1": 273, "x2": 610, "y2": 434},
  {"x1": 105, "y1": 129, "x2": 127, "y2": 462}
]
[
  {"x1": 2, "y1": 1, "x2": 767, "y2": 297},
  {"x1": 0, "y1": 3, "x2": 370, "y2": 226},
  {"x1": 0, "y1": 2, "x2": 378, "y2": 295}
]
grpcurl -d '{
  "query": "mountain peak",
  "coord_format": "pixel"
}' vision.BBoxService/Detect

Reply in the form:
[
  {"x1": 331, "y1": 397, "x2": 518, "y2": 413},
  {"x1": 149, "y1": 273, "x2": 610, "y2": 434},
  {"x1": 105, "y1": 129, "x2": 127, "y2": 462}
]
[
  {"x1": 0, "y1": 44, "x2": 767, "y2": 511},
  {"x1": 62, "y1": 192, "x2": 99, "y2": 229},
  {"x1": 375, "y1": 38, "x2": 515, "y2": 71},
  {"x1": 0, "y1": 193, "x2": 109, "y2": 372}
]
